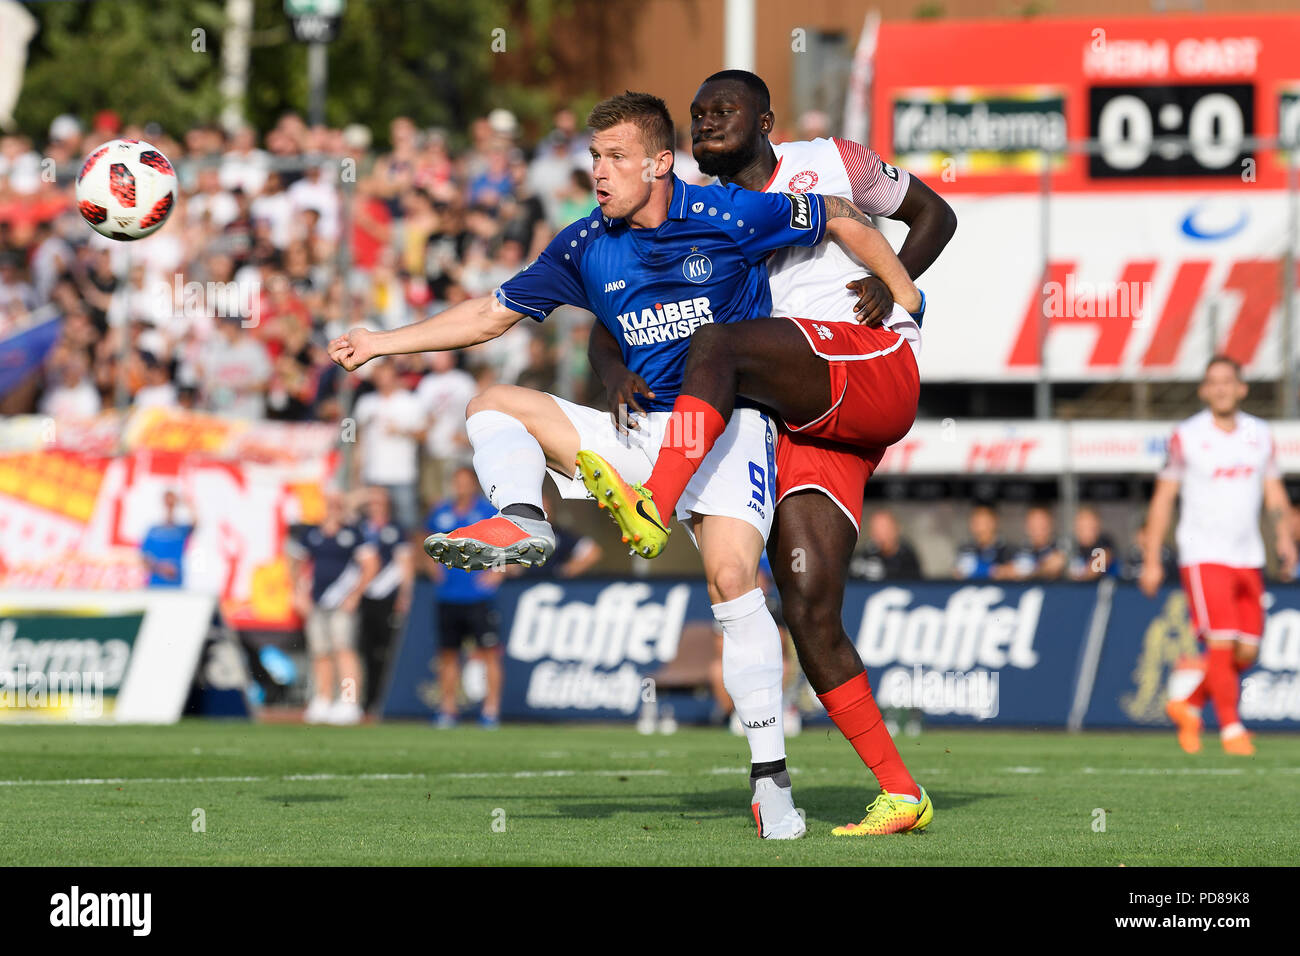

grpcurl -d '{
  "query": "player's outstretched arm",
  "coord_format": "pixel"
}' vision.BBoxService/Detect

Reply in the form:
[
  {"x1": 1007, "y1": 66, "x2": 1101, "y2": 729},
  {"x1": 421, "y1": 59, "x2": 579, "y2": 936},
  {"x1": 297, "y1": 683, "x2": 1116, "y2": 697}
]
[
  {"x1": 1140, "y1": 478, "x2": 1179, "y2": 596},
  {"x1": 891, "y1": 175, "x2": 958, "y2": 280},
  {"x1": 847, "y1": 175, "x2": 958, "y2": 325},
  {"x1": 328, "y1": 295, "x2": 526, "y2": 372},
  {"x1": 822, "y1": 195, "x2": 922, "y2": 314}
]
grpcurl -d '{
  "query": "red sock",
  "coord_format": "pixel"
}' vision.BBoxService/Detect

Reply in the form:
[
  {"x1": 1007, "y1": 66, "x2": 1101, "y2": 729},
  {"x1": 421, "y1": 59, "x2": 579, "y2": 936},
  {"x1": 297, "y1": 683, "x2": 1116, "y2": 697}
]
[
  {"x1": 1187, "y1": 677, "x2": 1208, "y2": 710},
  {"x1": 1205, "y1": 645, "x2": 1241, "y2": 731},
  {"x1": 644, "y1": 395, "x2": 726, "y2": 518},
  {"x1": 818, "y1": 671, "x2": 920, "y2": 799}
]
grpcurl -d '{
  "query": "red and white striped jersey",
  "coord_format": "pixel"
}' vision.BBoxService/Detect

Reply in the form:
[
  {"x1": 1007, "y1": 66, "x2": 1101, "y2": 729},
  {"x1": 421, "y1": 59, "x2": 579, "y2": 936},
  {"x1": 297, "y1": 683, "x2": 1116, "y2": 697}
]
[
  {"x1": 765, "y1": 137, "x2": 919, "y2": 357},
  {"x1": 1159, "y1": 409, "x2": 1279, "y2": 569}
]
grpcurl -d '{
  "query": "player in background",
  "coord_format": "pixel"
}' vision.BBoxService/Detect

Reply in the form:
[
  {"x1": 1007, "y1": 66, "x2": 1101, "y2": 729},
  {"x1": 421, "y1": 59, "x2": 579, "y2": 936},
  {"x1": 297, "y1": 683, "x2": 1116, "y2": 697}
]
[
  {"x1": 426, "y1": 466, "x2": 504, "y2": 729},
  {"x1": 288, "y1": 490, "x2": 380, "y2": 725},
  {"x1": 1141, "y1": 355, "x2": 1297, "y2": 755},
  {"x1": 584, "y1": 71, "x2": 955, "y2": 834},
  {"x1": 328, "y1": 91, "x2": 922, "y2": 839}
]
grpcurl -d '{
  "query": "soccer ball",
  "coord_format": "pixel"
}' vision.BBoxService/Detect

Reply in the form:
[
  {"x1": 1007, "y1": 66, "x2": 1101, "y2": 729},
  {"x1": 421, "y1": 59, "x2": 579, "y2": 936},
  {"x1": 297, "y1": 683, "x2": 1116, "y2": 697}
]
[{"x1": 75, "y1": 139, "x2": 178, "y2": 241}]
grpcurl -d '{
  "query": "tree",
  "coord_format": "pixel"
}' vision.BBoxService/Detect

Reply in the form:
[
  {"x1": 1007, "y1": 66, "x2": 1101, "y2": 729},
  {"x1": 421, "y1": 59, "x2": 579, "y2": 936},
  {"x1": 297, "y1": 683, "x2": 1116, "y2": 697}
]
[
  {"x1": 15, "y1": 0, "x2": 579, "y2": 149},
  {"x1": 15, "y1": 0, "x2": 225, "y2": 139}
]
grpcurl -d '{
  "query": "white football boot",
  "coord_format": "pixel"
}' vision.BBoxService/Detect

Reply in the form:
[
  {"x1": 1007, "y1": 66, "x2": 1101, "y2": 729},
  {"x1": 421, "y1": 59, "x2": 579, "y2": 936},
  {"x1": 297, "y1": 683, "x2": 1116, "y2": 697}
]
[
  {"x1": 326, "y1": 698, "x2": 363, "y2": 725},
  {"x1": 750, "y1": 774, "x2": 807, "y2": 840},
  {"x1": 303, "y1": 696, "x2": 332, "y2": 724}
]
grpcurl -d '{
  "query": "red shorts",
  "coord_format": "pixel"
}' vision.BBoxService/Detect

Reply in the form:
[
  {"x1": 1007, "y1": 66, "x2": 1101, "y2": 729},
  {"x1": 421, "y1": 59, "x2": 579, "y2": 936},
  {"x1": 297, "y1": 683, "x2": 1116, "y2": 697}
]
[
  {"x1": 774, "y1": 318, "x2": 918, "y2": 529},
  {"x1": 776, "y1": 428, "x2": 882, "y2": 531},
  {"x1": 1179, "y1": 563, "x2": 1265, "y2": 643},
  {"x1": 782, "y1": 317, "x2": 920, "y2": 449}
]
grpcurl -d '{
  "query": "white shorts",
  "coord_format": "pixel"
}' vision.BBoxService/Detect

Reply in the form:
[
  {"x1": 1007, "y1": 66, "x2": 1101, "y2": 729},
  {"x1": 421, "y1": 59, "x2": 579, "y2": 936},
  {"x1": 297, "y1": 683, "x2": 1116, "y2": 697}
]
[{"x1": 545, "y1": 394, "x2": 777, "y2": 545}]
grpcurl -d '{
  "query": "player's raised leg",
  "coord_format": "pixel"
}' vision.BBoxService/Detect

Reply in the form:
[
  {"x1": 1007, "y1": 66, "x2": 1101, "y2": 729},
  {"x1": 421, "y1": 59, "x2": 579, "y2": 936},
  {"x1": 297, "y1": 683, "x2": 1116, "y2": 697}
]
[
  {"x1": 643, "y1": 319, "x2": 830, "y2": 526},
  {"x1": 768, "y1": 474, "x2": 931, "y2": 835},
  {"x1": 424, "y1": 385, "x2": 578, "y2": 569},
  {"x1": 584, "y1": 318, "x2": 830, "y2": 556}
]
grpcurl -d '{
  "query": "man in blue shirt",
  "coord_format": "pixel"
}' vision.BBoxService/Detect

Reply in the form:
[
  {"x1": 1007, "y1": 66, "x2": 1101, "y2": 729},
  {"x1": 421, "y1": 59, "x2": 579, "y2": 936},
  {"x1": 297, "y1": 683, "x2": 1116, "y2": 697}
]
[
  {"x1": 953, "y1": 505, "x2": 1015, "y2": 580},
  {"x1": 425, "y1": 466, "x2": 503, "y2": 728},
  {"x1": 358, "y1": 486, "x2": 413, "y2": 715},
  {"x1": 328, "y1": 91, "x2": 919, "y2": 838},
  {"x1": 140, "y1": 489, "x2": 194, "y2": 588}
]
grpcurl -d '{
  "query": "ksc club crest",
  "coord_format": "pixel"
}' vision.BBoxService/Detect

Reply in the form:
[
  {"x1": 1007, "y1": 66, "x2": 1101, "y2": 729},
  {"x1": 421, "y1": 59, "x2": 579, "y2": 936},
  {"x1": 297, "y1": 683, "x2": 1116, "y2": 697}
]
[
  {"x1": 787, "y1": 170, "x2": 818, "y2": 193},
  {"x1": 683, "y1": 253, "x2": 712, "y2": 283}
]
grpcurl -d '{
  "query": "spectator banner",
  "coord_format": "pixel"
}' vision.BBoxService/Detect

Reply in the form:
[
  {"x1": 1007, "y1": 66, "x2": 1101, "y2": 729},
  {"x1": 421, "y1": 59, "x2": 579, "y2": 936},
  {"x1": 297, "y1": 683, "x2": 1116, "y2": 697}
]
[
  {"x1": 383, "y1": 577, "x2": 717, "y2": 722},
  {"x1": 855, "y1": 582, "x2": 1094, "y2": 725},
  {"x1": 1068, "y1": 421, "x2": 1172, "y2": 473},
  {"x1": 0, "y1": 408, "x2": 338, "y2": 630},
  {"x1": 387, "y1": 577, "x2": 1300, "y2": 728},
  {"x1": 876, "y1": 419, "x2": 1068, "y2": 475},
  {"x1": 122, "y1": 406, "x2": 340, "y2": 465},
  {"x1": 874, "y1": 15, "x2": 1300, "y2": 193},
  {"x1": 386, "y1": 578, "x2": 1093, "y2": 726},
  {"x1": 882, "y1": 191, "x2": 1291, "y2": 382},
  {"x1": 1085, "y1": 584, "x2": 1300, "y2": 729},
  {"x1": 870, "y1": 419, "x2": 1300, "y2": 475},
  {"x1": 0, "y1": 589, "x2": 214, "y2": 723},
  {"x1": 496, "y1": 580, "x2": 707, "y2": 720}
]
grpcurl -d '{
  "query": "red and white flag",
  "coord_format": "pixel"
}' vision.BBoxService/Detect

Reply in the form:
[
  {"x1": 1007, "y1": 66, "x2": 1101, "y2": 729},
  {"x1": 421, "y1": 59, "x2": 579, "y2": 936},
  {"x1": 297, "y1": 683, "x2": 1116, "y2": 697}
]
[{"x1": 842, "y1": 10, "x2": 880, "y2": 146}]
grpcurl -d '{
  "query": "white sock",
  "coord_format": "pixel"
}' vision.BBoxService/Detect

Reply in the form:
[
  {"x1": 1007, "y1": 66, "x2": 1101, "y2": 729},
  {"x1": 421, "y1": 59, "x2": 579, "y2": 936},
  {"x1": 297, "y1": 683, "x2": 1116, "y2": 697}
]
[
  {"x1": 466, "y1": 410, "x2": 546, "y2": 513},
  {"x1": 715, "y1": 587, "x2": 786, "y2": 765},
  {"x1": 1168, "y1": 671, "x2": 1205, "y2": 704},
  {"x1": 1221, "y1": 722, "x2": 1247, "y2": 740}
]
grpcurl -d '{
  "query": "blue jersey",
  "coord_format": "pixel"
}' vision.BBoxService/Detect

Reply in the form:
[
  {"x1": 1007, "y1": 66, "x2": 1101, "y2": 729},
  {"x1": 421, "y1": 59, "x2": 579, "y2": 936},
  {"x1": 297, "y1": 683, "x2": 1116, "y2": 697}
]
[
  {"x1": 495, "y1": 175, "x2": 827, "y2": 412},
  {"x1": 141, "y1": 523, "x2": 193, "y2": 588},
  {"x1": 426, "y1": 497, "x2": 499, "y2": 604},
  {"x1": 289, "y1": 524, "x2": 375, "y2": 609},
  {"x1": 362, "y1": 520, "x2": 409, "y2": 600}
]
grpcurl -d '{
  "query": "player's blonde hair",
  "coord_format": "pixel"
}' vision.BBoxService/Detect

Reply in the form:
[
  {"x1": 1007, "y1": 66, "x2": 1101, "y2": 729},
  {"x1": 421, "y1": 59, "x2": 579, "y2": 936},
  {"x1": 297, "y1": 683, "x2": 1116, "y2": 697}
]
[{"x1": 587, "y1": 92, "x2": 674, "y2": 158}]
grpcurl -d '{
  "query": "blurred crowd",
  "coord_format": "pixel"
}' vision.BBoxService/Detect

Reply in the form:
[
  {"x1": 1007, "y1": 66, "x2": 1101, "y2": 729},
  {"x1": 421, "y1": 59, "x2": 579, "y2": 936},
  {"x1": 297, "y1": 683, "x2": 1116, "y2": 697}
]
[{"x1": 0, "y1": 106, "x2": 693, "y2": 509}]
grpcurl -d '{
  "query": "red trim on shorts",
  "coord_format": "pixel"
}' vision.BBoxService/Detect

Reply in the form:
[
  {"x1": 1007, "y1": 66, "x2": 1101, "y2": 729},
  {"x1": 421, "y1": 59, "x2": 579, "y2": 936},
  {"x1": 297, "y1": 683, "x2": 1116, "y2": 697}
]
[
  {"x1": 776, "y1": 482, "x2": 861, "y2": 531},
  {"x1": 785, "y1": 369, "x2": 847, "y2": 434}
]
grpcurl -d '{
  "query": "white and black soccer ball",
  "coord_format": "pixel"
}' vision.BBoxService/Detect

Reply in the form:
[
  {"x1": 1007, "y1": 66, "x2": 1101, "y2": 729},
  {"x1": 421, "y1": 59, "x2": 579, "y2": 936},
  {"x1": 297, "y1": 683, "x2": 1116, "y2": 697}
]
[{"x1": 75, "y1": 138, "x2": 178, "y2": 241}]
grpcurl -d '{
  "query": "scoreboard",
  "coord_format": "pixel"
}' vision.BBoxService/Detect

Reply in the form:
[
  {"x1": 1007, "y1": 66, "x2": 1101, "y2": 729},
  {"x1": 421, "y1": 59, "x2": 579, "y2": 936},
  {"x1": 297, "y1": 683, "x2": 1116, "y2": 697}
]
[
  {"x1": 866, "y1": 14, "x2": 1300, "y2": 383},
  {"x1": 1088, "y1": 83, "x2": 1253, "y2": 179},
  {"x1": 872, "y1": 14, "x2": 1300, "y2": 193}
]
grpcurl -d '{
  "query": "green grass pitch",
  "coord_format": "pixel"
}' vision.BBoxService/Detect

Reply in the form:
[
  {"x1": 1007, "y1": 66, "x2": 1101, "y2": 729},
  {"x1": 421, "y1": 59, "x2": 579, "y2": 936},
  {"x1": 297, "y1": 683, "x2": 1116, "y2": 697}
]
[{"x1": 1, "y1": 722, "x2": 1296, "y2": 866}]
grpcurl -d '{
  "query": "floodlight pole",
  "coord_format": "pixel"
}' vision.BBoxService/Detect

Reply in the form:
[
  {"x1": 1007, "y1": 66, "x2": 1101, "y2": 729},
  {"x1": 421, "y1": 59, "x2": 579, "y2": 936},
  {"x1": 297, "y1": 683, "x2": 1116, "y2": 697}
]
[
  {"x1": 1035, "y1": 149, "x2": 1052, "y2": 420},
  {"x1": 308, "y1": 42, "x2": 327, "y2": 127},
  {"x1": 724, "y1": 0, "x2": 755, "y2": 71}
]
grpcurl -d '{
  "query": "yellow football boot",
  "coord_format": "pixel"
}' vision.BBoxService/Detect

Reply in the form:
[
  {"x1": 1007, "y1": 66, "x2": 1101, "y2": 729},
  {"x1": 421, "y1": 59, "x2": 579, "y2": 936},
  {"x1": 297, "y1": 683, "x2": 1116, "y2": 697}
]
[
  {"x1": 575, "y1": 450, "x2": 669, "y2": 558},
  {"x1": 832, "y1": 786, "x2": 933, "y2": 836}
]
